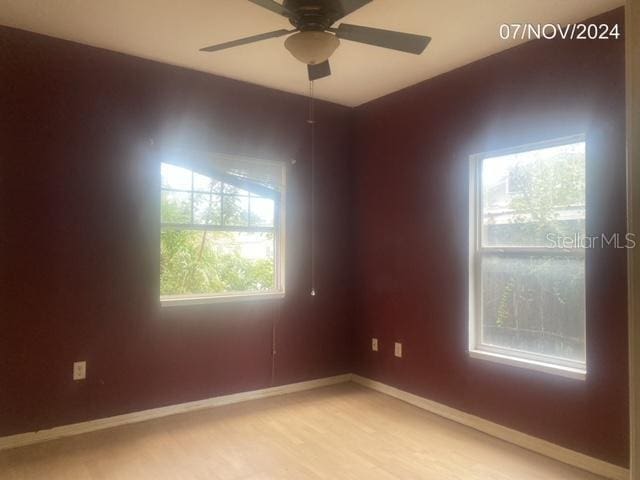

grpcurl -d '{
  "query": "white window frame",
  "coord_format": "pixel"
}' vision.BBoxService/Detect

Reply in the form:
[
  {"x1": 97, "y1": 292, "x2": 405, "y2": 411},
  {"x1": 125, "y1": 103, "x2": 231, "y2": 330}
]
[
  {"x1": 468, "y1": 135, "x2": 587, "y2": 380},
  {"x1": 160, "y1": 158, "x2": 286, "y2": 307}
]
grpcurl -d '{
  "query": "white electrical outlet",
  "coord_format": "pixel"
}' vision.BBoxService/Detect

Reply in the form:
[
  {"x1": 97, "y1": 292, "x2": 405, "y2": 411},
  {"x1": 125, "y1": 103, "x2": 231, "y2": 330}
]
[
  {"x1": 394, "y1": 342, "x2": 402, "y2": 358},
  {"x1": 371, "y1": 338, "x2": 378, "y2": 352},
  {"x1": 73, "y1": 361, "x2": 86, "y2": 380}
]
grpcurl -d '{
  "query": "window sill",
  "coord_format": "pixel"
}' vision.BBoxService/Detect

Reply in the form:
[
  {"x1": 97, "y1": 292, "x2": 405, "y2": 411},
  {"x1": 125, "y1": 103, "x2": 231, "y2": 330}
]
[
  {"x1": 468, "y1": 349, "x2": 586, "y2": 381},
  {"x1": 160, "y1": 291, "x2": 285, "y2": 307}
]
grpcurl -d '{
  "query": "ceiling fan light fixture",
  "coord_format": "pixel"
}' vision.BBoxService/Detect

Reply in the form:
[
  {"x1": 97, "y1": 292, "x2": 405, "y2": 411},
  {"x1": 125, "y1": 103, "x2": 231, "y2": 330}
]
[{"x1": 285, "y1": 31, "x2": 340, "y2": 65}]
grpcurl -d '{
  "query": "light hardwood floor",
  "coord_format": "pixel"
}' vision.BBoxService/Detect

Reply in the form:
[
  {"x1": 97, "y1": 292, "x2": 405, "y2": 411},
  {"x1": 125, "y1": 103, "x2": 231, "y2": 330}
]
[{"x1": 0, "y1": 383, "x2": 606, "y2": 480}]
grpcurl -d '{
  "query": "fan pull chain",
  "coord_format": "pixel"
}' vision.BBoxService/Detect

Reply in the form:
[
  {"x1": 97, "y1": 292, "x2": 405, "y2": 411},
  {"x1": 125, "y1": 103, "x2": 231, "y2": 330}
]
[{"x1": 308, "y1": 80, "x2": 316, "y2": 298}]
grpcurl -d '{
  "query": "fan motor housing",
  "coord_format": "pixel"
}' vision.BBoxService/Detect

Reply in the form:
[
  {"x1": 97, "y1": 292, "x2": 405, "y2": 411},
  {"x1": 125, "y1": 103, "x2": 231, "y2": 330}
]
[{"x1": 283, "y1": 0, "x2": 344, "y2": 31}]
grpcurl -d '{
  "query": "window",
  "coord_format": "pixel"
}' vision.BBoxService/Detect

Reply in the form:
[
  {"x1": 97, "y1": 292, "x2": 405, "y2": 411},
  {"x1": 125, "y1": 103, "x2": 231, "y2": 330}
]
[
  {"x1": 160, "y1": 155, "x2": 285, "y2": 305},
  {"x1": 469, "y1": 135, "x2": 586, "y2": 379}
]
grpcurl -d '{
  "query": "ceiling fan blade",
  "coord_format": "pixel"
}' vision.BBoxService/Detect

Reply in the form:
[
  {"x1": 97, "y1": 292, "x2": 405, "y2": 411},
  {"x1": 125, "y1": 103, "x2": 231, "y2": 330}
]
[
  {"x1": 333, "y1": 23, "x2": 431, "y2": 54},
  {"x1": 200, "y1": 29, "x2": 294, "y2": 52},
  {"x1": 247, "y1": 0, "x2": 292, "y2": 17},
  {"x1": 308, "y1": 61, "x2": 332, "y2": 81},
  {"x1": 330, "y1": 0, "x2": 373, "y2": 23}
]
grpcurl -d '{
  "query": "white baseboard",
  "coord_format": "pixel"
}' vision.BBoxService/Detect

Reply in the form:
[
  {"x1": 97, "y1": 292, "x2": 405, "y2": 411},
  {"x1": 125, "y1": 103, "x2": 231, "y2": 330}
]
[
  {"x1": 1, "y1": 372, "x2": 630, "y2": 480},
  {"x1": 0, "y1": 373, "x2": 352, "y2": 452},
  {"x1": 352, "y1": 374, "x2": 629, "y2": 480}
]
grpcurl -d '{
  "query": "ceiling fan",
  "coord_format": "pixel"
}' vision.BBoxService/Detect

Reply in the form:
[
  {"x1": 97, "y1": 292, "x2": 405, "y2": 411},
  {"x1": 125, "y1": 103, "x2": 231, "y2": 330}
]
[{"x1": 200, "y1": 0, "x2": 431, "y2": 81}]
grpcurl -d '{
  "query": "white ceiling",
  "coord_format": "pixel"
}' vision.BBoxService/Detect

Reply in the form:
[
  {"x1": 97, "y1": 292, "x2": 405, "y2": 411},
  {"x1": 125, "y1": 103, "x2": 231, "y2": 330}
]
[{"x1": 0, "y1": 0, "x2": 624, "y2": 106}]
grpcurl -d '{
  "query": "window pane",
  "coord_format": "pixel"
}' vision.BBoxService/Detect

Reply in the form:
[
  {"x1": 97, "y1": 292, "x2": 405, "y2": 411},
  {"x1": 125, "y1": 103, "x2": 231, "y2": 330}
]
[
  {"x1": 250, "y1": 196, "x2": 275, "y2": 227},
  {"x1": 193, "y1": 173, "x2": 221, "y2": 193},
  {"x1": 481, "y1": 141, "x2": 585, "y2": 247},
  {"x1": 223, "y1": 183, "x2": 249, "y2": 195},
  {"x1": 480, "y1": 253, "x2": 585, "y2": 363},
  {"x1": 194, "y1": 194, "x2": 221, "y2": 225},
  {"x1": 161, "y1": 163, "x2": 192, "y2": 191},
  {"x1": 160, "y1": 230, "x2": 275, "y2": 296},
  {"x1": 223, "y1": 195, "x2": 249, "y2": 226},
  {"x1": 161, "y1": 191, "x2": 191, "y2": 224}
]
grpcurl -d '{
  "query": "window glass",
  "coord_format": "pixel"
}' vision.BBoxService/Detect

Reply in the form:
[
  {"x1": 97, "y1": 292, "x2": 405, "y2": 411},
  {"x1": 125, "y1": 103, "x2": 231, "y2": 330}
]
[
  {"x1": 480, "y1": 253, "x2": 585, "y2": 363},
  {"x1": 161, "y1": 163, "x2": 192, "y2": 190},
  {"x1": 471, "y1": 136, "x2": 586, "y2": 373},
  {"x1": 160, "y1": 161, "x2": 283, "y2": 300},
  {"x1": 481, "y1": 141, "x2": 585, "y2": 247},
  {"x1": 193, "y1": 173, "x2": 221, "y2": 193},
  {"x1": 222, "y1": 195, "x2": 250, "y2": 227},
  {"x1": 193, "y1": 193, "x2": 222, "y2": 225},
  {"x1": 250, "y1": 196, "x2": 275, "y2": 227},
  {"x1": 161, "y1": 191, "x2": 191, "y2": 224},
  {"x1": 160, "y1": 231, "x2": 275, "y2": 296}
]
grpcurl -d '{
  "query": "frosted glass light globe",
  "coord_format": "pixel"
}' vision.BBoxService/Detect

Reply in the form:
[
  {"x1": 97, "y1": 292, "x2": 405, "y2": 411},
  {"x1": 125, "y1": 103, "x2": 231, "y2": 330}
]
[{"x1": 285, "y1": 31, "x2": 340, "y2": 65}]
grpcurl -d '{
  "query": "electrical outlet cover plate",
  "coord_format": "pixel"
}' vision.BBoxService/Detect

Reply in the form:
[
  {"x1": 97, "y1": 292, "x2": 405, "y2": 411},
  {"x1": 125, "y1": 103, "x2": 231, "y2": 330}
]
[
  {"x1": 73, "y1": 361, "x2": 86, "y2": 380},
  {"x1": 372, "y1": 338, "x2": 378, "y2": 351},
  {"x1": 394, "y1": 342, "x2": 402, "y2": 358}
]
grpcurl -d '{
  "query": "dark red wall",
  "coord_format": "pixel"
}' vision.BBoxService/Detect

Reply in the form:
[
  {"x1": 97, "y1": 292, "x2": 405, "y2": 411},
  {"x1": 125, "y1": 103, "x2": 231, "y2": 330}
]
[
  {"x1": 351, "y1": 8, "x2": 628, "y2": 467},
  {"x1": 0, "y1": 6, "x2": 630, "y2": 469},
  {"x1": 0, "y1": 27, "x2": 354, "y2": 437}
]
